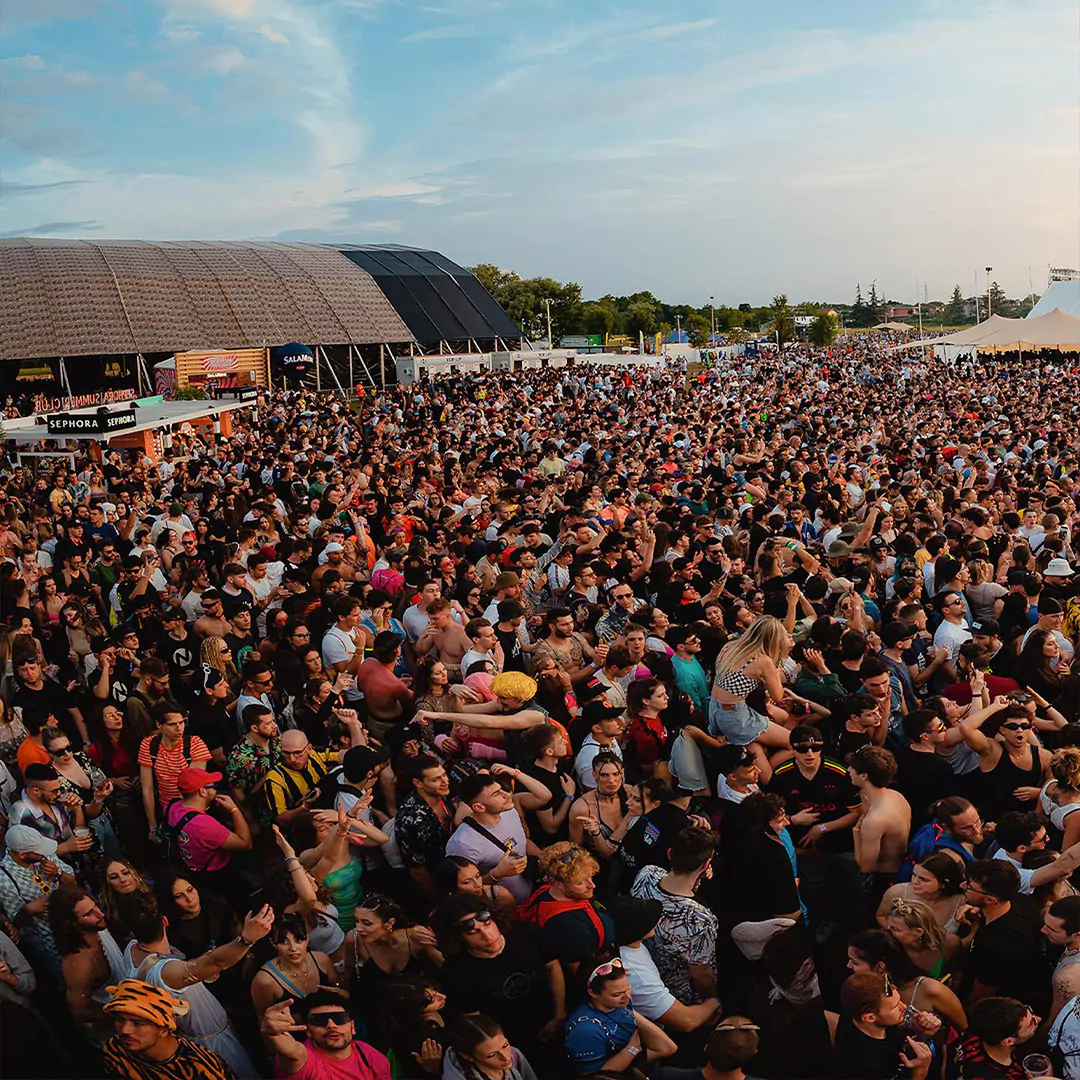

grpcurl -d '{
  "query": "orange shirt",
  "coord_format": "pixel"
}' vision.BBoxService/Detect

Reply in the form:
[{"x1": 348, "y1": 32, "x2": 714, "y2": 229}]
[{"x1": 17, "y1": 737, "x2": 50, "y2": 774}]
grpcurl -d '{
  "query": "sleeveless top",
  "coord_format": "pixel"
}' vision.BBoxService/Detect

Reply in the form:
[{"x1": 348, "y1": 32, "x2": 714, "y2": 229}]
[
  {"x1": 1040, "y1": 782, "x2": 1080, "y2": 835},
  {"x1": 983, "y1": 744, "x2": 1042, "y2": 816},
  {"x1": 261, "y1": 955, "x2": 332, "y2": 999},
  {"x1": 714, "y1": 657, "x2": 763, "y2": 698}
]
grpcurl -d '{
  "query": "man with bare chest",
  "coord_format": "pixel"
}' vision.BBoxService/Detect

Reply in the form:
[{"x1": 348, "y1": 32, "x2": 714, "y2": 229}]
[
  {"x1": 848, "y1": 745, "x2": 912, "y2": 894},
  {"x1": 414, "y1": 598, "x2": 471, "y2": 675},
  {"x1": 49, "y1": 887, "x2": 127, "y2": 1041}
]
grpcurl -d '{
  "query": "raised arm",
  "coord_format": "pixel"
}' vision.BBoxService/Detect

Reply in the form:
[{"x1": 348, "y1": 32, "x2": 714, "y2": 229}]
[
  {"x1": 161, "y1": 906, "x2": 274, "y2": 989},
  {"x1": 259, "y1": 998, "x2": 310, "y2": 1075}
]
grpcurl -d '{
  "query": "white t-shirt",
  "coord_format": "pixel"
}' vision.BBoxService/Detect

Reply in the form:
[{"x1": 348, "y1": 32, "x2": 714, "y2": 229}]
[
  {"x1": 445, "y1": 811, "x2": 530, "y2": 902},
  {"x1": 460, "y1": 648, "x2": 497, "y2": 678},
  {"x1": 1049, "y1": 993, "x2": 1080, "y2": 1080},
  {"x1": 619, "y1": 942, "x2": 675, "y2": 1021},
  {"x1": 933, "y1": 619, "x2": 972, "y2": 663}
]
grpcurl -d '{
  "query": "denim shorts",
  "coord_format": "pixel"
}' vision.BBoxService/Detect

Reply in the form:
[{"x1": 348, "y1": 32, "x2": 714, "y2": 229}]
[{"x1": 708, "y1": 696, "x2": 769, "y2": 745}]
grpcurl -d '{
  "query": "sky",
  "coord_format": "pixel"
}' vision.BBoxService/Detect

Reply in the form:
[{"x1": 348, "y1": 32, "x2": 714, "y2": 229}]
[{"x1": 1, "y1": 0, "x2": 1078, "y2": 306}]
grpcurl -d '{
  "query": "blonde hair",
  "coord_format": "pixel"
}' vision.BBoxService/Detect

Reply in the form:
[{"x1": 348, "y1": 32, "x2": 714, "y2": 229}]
[
  {"x1": 967, "y1": 559, "x2": 994, "y2": 586},
  {"x1": 490, "y1": 672, "x2": 537, "y2": 704},
  {"x1": 716, "y1": 614, "x2": 788, "y2": 675},
  {"x1": 1051, "y1": 748, "x2": 1080, "y2": 793},
  {"x1": 200, "y1": 636, "x2": 239, "y2": 686},
  {"x1": 539, "y1": 842, "x2": 599, "y2": 887},
  {"x1": 888, "y1": 898, "x2": 946, "y2": 952}
]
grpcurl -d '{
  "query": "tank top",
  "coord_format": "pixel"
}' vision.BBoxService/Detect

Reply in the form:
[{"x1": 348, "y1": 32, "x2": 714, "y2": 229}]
[
  {"x1": 984, "y1": 744, "x2": 1042, "y2": 817},
  {"x1": 714, "y1": 656, "x2": 762, "y2": 698}
]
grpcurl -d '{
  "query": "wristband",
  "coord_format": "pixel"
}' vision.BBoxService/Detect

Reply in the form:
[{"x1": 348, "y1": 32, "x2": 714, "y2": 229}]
[
  {"x1": 236, "y1": 935, "x2": 254, "y2": 949},
  {"x1": 625, "y1": 1044, "x2": 641, "y2": 1057},
  {"x1": 817, "y1": 824, "x2": 827, "y2": 834}
]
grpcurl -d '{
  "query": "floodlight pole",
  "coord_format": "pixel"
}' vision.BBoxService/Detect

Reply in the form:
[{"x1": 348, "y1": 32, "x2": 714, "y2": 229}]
[{"x1": 986, "y1": 266, "x2": 993, "y2": 318}]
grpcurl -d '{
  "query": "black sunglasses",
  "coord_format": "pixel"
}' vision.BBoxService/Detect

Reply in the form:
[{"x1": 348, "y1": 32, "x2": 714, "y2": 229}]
[
  {"x1": 1001, "y1": 722, "x2": 1032, "y2": 731},
  {"x1": 458, "y1": 910, "x2": 495, "y2": 934},
  {"x1": 792, "y1": 742, "x2": 824, "y2": 753},
  {"x1": 306, "y1": 1011, "x2": 351, "y2": 1028}
]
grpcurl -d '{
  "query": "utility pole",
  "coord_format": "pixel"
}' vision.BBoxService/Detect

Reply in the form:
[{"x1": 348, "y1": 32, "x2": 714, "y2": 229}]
[
  {"x1": 676, "y1": 313, "x2": 682, "y2": 341},
  {"x1": 985, "y1": 266, "x2": 993, "y2": 318},
  {"x1": 542, "y1": 298, "x2": 553, "y2": 348},
  {"x1": 709, "y1": 296, "x2": 715, "y2": 344}
]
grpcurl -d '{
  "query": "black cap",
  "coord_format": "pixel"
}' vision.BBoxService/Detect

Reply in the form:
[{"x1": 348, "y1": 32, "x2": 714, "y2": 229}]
[
  {"x1": 715, "y1": 744, "x2": 756, "y2": 774},
  {"x1": 970, "y1": 617, "x2": 1000, "y2": 636},
  {"x1": 582, "y1": 699, "x2": 624, "y2": 725},
  {"x1": 881, "y1": 621, "x2": 916, "y2": 648},
  {"x1": 609, "y1": 895, "x2": 663, "y2": 946},
  {"x1": 342, "y1": 744, "x2": 389, "y2": 782}
]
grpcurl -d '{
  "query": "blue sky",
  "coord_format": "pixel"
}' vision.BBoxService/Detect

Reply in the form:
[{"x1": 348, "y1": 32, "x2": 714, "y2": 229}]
[{"x1": 2, "y1": 0, "x2": 1077, "y2": 304}]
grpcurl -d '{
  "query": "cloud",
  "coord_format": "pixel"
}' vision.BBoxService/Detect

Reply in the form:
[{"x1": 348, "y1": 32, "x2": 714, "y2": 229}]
[
  {"x1": 0, "y1": 0, "x2": 98, "y2": 35},
  {"x1": 354, "y1": 219, "x2": 404, "y2": 233},
  {"x1": 122, "y1": 70, "x2": 169, "y2": 102},
  {"x1": 400, "y1": 24, "x2": 478, "y2": 43},
  {"x1": 161, "y1": 22, "x2": 200, "y2": 42},
  {"x1": 0, "y1": 220, "x2": 99, "y2": 238},
  {"x1": 199, "y1": 44, "x2": 246, "y2": 74},
  {"x1": 618, "y1": 18, "x2": 718, "y2": 42},
  {"x1": 259, "y1": 23, "x2": 290, "y2": 43},
  {"x1": 0, "y1": 179, "x2": 90, "y2": 197}
]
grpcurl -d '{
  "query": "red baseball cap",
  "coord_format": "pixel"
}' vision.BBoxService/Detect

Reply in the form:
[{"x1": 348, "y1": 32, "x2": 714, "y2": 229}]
[{"x1": 176, "y1": 767, "x2": 224, "y2": 795}]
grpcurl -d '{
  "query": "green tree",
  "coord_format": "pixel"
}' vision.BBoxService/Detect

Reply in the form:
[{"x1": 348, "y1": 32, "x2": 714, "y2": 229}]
[
  {"x1": 945, "y1": 284, "x2": 966, "y2": 325},
  {"x1": 989, "y1": 280, "x2": 1009, "y2": 316},
  {"x1": 808, "y1": 312, "x2": 840, "y2": 347},
  {"x1": 684, "y1": 312, "x2": 711, "y2": 347},
  {"x1": 867, "y1": 281, "x2": 881, "y2": 324},
  {"x1": 770, "y1": 295, "x2": 796, "y2": 350},
  {"x1": 850, "y1": 283, "x2": 872, "y2": 328}
]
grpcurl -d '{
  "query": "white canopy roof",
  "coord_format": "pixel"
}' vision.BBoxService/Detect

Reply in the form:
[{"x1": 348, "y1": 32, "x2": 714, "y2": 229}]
[
  {"x1": 1029, "y1": 281, "x2": 1080, "y2": 318},
  {"x1": 893, "y1": 309, "x2": 1080, "y2": 352}
]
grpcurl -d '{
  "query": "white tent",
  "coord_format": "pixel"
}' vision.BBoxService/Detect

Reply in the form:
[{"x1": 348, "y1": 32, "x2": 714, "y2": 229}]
[
  {"x1": 893, "y1": 309, "x2": 1080, "y2": 352},
  {"x1": 1029, "y1": 281, "x2": 1080, "y2": 318}
]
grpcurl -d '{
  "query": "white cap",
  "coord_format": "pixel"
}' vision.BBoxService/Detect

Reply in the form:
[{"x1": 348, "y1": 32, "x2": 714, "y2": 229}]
[{"x1": 1045, "y1": 558, "x2": 1074, "y2": 578}]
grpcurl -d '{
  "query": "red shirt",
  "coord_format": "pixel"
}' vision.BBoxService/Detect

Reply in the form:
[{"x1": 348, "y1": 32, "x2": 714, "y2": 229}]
[
  {"x1": 624, "y1": 715, "x2": 668, "y2": 769},
  {"x1": 138, "y1": 734, "x2": 211, "y2": 809},
  {"x1": 943, "y1": 674, "x2": 1019, "y2": 706}
]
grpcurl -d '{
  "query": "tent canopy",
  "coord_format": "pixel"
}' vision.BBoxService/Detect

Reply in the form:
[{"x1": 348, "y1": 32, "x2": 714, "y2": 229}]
[
  {"x1": 872, "y1": 321, "x2": 913, "y2": 331},
  {"x1": 892, "y1": 309, "x2": 1080, "y2": 352},
  {"x1": 1029, "y1": 281, "x2": 1080, "y2": 318}
]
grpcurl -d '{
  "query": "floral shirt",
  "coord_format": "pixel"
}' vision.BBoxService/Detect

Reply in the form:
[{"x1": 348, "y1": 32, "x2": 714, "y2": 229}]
[
  {"x1": 225, "y1": 737, "x2": 282, "y2": 796},
  {"x1": 394, "y1": 790, "x2": 454, "y2": 869}
]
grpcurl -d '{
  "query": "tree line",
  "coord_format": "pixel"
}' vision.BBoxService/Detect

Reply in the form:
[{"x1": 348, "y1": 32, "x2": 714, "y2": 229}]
[{"x1": 471, "y1": 264, "x2": 1038, "y2": 346}]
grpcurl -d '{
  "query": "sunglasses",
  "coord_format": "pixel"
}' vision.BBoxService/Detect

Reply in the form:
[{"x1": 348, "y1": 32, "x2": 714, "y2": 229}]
[
  {"x1": 792, "y1": 742, "x2": 823, "y2": 753},
  {"x1": 1001, "y1": 722, "x2": 1032, "y2": 731},
  {"x1": 457, "y1": 910, "x2": 495, "y2": 934},
  {"x1": 49, "y1": 745, "x2": 73, "y2": 756},
  {"x1": 306, "y1": 1011, "x2": 351, "y2": 1028},
  {"x1": 588, "y1": 957, "x2": 625, "y2": 986}
]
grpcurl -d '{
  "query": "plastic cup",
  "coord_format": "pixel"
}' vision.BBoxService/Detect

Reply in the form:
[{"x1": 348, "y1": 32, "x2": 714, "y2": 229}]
[
  {"x1": 73, "y1": 827, "x2": 91, "y2": 840},
  {"x1": 1023, "y1": 1055, "x2": 1052, "y2": 1078}
]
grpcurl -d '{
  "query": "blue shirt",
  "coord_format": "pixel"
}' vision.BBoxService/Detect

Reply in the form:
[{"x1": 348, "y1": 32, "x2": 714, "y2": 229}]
[
  {"x1": 672, "y1": 654, "x2": 709, "y2": 714},
  {"x1": 564, "y1": 1003, "x2": 637, "y2": 1073}
]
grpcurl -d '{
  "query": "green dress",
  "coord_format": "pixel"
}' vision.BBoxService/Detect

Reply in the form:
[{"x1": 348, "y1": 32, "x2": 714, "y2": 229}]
[{"x1": 322, "y1": 858, "x2": 364, "y2": 930}]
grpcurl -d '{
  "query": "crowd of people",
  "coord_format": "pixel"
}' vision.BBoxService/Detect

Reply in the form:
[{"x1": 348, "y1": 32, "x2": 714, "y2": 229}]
[{"x1": 0, "y1": 344, "x2": 1079, "y2": 1080}]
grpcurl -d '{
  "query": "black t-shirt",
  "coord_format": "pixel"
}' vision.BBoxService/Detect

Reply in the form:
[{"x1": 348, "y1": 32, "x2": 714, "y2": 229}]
[
  {"x1": 619, "y1": 802, "x2": 692, "y2": 880},
  {"x1": 157, "y1": 630, "x2": 200, "y2": 702},
  {"x1": 767, "y1": 757, "x2": 860, "y2": 851},
  {"x1": 10, "y1": 678, "x2": 77, "y2": 738},
  {"x1": 442, "y1": 924, "x2": 555, "y2": 1047},
  {"x1": 964, "y1": 905, "x2": 1048, "y2": 1012},
  {"x1": 521, "y1": 761, "x2": 569, "y2": 842},
  {"x1": 493, "y1": 625, "x2": 527, "y2": 673},
  {"x1": 224, "y1": 631, "x2": 257, "y2": 669},
  {"x1": 726, "y1": 826, "x2": 801, "y2": 922},
  {"x1": 219, "y1": 588, "x2": 252, "y2": 621},
  {"x1": 893, "y1": 747, "x2": 957, "y2": 828},
  {"x1": 187, "y1": 701, "x2": 234, "y2": 754},
  {"x1": 833, "y1": 1021, "x2": 909, "y2": 1079},
  {"x1": 838, "y1": 728, "x2": 873, "y2": 761}
]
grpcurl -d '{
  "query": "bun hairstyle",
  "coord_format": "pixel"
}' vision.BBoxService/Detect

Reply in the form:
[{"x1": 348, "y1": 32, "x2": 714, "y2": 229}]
[{"x1": 1051, "y1": 747, "x2": 1080, "y2": 792}]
